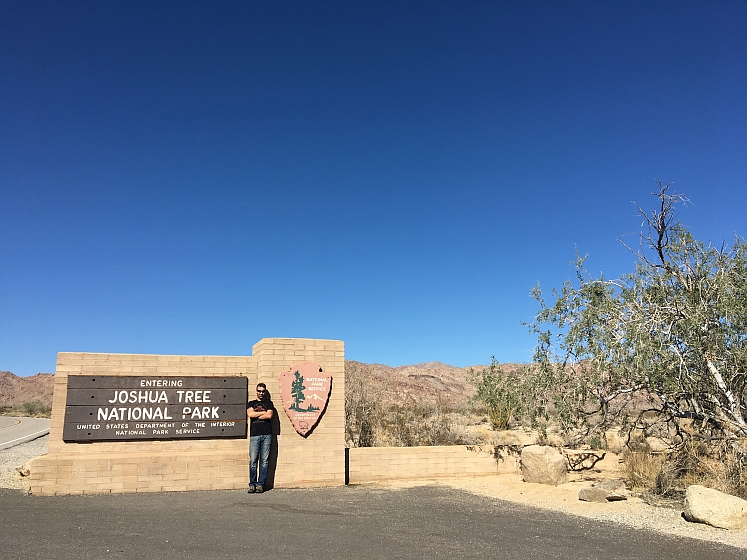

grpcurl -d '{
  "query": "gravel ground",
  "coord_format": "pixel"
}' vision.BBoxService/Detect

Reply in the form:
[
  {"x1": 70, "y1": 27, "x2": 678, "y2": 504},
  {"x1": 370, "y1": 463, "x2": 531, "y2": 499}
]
[
  {"x1": 0, "y1": 435, "x2": 47, "y2": 491},
  {"x1": 2, "y1": 437, "x2": 745, "y2": 551}
]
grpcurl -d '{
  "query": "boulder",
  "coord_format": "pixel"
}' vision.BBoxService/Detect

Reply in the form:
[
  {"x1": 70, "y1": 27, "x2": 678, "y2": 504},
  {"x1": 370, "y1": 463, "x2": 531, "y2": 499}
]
[
  {"x1": 683, "y1": 485, "x2": 747, "y2": 530},
  {"x1": 520, "y1": 445, "x2": 568, "y2": 485},
  {"x1": 578, "y1": 479, "x2": 628, "y2": 503}
]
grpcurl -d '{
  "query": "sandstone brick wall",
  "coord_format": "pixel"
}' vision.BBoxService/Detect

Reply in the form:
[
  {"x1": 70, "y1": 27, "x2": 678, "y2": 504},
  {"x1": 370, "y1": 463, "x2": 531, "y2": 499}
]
[
  {"x1": 348, "y1": 445, "x2": 519, "y2": 484},
  {"x1": 29, "y1": 338, "x2": 345, "y2": 495},
  {"x1": 254, "y1": 338, "x2": 346, "y2": 488},
  {"x1": 30, "y1": 338, "x2": 518, "y2": 495}
]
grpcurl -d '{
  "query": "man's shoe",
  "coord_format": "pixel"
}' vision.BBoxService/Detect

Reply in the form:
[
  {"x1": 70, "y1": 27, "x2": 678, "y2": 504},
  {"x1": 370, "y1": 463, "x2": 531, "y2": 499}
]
[
  {"x1": 255, "y1": 486, "x2": 264, "y2": 493},
  {"x1": 247, "y1": 486, "x2": 256, "y2": 493}
]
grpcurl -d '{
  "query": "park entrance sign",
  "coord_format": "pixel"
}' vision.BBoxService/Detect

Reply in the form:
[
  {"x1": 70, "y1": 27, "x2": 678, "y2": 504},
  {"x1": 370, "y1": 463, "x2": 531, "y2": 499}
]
[
  {"x1": 27, "y1": 338, "x2": 345, "y2": 495},
  {"x1": 278, "y1": 362, "x2": 332, "y2": 437},
  {"x1": 63, "y1": 375, "x2": 248, "y2": 442}
]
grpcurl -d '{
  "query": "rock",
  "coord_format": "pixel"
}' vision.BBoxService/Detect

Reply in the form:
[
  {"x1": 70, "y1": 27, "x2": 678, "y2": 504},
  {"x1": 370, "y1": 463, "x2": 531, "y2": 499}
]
[
  {"x1": 520, "y1": 445, "x2": 568, "y2": 485},
  {"x1": 16, "y1": 460, "x2": 33, "y2": 478},
  {"x1": 595, "y1": 479, "x2": 628, "y2": 500},
  {"x1": 683, "y1": 485, "x2": 747, "y2": 530},
  {"x1": 578, "y1": 479, "x2": 628, "y2": 503},
  {"x1": 578, "y1": 487, "x2": 610, "y2": 503}
]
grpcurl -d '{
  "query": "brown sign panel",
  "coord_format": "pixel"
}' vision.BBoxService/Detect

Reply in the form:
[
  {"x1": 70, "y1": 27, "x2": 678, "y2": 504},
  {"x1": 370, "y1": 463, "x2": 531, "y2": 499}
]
[
  {"x1": 278, "y1": 362, "x2": 331, "y2": 437},
  {"x1": 63, "y1": 376, "x2": 248, "y2": 442}
]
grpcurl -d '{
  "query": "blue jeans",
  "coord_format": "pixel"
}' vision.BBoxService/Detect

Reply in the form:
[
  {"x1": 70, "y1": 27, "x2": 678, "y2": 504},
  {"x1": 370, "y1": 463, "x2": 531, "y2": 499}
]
[{"x1": 249, "y1": 434, "x2": 271, "y2": 488}]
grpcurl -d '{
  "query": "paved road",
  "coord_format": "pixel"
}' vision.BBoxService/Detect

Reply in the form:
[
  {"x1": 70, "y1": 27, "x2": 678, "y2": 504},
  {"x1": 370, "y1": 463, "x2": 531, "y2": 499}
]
[
  {"x1": 0, "y1": 485, "x2": 743, "y2": 559},
  {"x1": 0, "y1": 417, "x2": 50, "y2": 450}
]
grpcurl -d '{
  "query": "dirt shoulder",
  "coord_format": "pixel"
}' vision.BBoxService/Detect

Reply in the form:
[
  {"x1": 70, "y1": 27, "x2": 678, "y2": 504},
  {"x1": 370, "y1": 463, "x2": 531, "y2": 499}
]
[{"x1": 0, "y1": 435, "x2": 48, "y2": 490}]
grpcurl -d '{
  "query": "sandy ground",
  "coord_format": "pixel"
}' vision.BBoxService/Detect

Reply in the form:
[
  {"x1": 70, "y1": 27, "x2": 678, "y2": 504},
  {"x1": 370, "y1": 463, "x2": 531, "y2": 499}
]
[{"x1": 2, "y1": 438, "x2": 746, "y2": 550}]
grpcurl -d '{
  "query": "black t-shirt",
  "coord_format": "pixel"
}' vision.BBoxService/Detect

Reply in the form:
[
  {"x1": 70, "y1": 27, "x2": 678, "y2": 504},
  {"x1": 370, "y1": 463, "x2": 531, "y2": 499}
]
[{"x1": 247, "y1": 398, "x2": 276, "y2": 436}]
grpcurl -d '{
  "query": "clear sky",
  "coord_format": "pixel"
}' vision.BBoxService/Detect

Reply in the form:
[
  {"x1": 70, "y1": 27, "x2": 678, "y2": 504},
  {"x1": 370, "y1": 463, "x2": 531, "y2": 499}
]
[{"x1": 1, "y1": 1, "x2": 746, "y2": 375}]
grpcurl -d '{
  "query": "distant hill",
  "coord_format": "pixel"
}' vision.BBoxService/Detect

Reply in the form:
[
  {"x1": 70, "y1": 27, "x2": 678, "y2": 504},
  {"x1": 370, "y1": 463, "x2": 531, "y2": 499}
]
[
  {"x1": 345, "y1": 360, "x2": 488, "y2": 405},
  {"x1": 0, "y1": 371, "x2": 55, "y2": 408},
  {"x1": 0, "y1": 361, "x2": 496, "y2": 410}
]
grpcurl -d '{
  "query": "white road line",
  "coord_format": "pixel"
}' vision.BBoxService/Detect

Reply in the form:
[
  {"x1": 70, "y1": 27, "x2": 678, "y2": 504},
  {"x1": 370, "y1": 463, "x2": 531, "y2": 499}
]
[{"x1": 1, "y1": 428, "x2": 50, "y2": 446}]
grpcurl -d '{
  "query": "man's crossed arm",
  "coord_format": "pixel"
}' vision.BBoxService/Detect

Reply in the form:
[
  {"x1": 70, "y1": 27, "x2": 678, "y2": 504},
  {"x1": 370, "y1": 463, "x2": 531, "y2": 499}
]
[{"x1": 247, "y1": 407, "x2": 274, "y2": 420}]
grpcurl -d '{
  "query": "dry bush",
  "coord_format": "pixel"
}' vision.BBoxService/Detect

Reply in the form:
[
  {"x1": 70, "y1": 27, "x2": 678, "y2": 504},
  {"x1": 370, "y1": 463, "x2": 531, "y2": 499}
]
[
  {"x1": 623, "y1": 439, "x2": 667, "y2": 491},
  {"x1": 20, "y1": 401, "x2": 51, "y2": 418},
  {"x1": 345, "y1": 362, "x2": 384, "y2": 447},
  {"x1": 375, "y1": 403, "x2": 487, "y2": 447},
  {"x1": 492, "y1": 429, "x2": 532, "y2": 446},
  {"x1": 661, "y1": 440, "x2": 747, "y2": 499},
  {"x1": 346, "y1": 360, "x2": 487, "y2": 447},
  {"x1": 624, "y1": 438, "x2": 747, "y2": 500},
  {"x1": 0, "y1": 401, "x2": 52, "y2": 418}
]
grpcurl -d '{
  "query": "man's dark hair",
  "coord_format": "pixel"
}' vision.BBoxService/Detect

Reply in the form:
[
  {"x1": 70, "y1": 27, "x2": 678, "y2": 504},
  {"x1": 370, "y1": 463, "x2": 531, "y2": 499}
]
[{"x1": 256, "y1": 383, "x2": 267, "y2": 390}]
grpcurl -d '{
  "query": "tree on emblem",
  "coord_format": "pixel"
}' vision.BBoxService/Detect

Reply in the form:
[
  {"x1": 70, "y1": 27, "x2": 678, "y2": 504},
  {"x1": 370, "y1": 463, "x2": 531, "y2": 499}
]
[{"x1": 290, "y1": 371, "x2": 306, "y2": 411}]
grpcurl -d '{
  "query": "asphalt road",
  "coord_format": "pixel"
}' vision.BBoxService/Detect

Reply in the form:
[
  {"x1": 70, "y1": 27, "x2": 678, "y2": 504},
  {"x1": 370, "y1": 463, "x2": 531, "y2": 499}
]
[
  {"x1": 0, "y1": 417, "x2": 50, "y2": 450},
  {"x1": 1, "y1": 485, "x2": 743, "y2": 559}
]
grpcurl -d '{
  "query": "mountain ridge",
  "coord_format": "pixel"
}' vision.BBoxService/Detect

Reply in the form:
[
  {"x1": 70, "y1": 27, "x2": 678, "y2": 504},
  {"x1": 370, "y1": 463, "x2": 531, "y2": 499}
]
[
  {"x1": 0, "y1": 371, "x2": 55, "y2": 408},
  {"x1": 0, "y1": 361, "x2": 494, "y2": 409}
]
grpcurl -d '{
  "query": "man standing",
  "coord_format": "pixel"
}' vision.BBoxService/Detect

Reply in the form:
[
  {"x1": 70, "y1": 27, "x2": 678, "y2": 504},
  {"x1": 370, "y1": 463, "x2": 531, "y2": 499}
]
[{"x1": 247, "y1": 382, "x2": 276, "y2": 493}]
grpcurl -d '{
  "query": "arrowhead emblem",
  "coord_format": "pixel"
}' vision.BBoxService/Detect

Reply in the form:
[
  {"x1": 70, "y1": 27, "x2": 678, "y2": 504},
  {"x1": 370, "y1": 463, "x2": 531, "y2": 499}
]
[{"x1": 278, "y1": 362, "x2": 332, "y2": 437}]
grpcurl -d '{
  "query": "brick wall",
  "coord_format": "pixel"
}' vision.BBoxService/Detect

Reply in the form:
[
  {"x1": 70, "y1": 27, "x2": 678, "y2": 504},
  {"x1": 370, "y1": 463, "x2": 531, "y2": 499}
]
[
  {"x1": 254, "y1": 338, "x2": 346, "y2": 488},
  {"x1": 28, "y1": 338, "x2": 345, "y2": 495},
  {"x1": 348, "y1": 445, "x2": 519, "y2": 484},
  {"x1": 29, "y1": 339, "x2": 520, "y2": 495}
]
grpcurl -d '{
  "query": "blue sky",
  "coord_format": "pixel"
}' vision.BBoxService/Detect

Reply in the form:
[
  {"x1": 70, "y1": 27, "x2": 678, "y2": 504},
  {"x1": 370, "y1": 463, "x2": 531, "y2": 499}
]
[{"x1": 1, "y1": 1, "x2": 746, "y2": 375}]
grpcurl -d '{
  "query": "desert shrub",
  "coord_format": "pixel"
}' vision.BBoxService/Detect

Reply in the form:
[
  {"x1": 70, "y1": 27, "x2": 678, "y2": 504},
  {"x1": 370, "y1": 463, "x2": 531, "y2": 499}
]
[
  {"x1": 622, "y1": 437, "x2": 663, "y2": 489},
  {"x1": 18, "y1": 401, "x2": 51, "y2": 418},
  {"x1": 661, "y1": 440, "x2": 747, "y2": 498},
  {"x1": 345, "y1": 361, "x2": 485, "y2": 447},
  {"x1": 377, "y1": 403, "x2": 481, "y2": 447},
  {"x1": 468, "y1": 358, "x2": 523, "y2": 430},
  {"x1": 624, "y1": 454, "x2": 667, "y2": 495},
  {"x1": 624, "y1": 439, "x2": 747, "y2": 500},
  {"x1": 586, "y1": 432, "x2": 604, "y2": 451}
]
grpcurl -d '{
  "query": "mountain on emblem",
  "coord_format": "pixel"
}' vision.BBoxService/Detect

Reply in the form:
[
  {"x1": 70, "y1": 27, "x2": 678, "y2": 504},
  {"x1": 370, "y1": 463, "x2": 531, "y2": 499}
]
[{"x1": 278, "y1": 362, "x2": 332, "y2": 437}]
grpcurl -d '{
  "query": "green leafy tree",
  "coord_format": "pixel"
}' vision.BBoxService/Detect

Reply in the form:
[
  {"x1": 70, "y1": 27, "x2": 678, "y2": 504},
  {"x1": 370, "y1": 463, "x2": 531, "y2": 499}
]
[
  {"x1": 290, "y1": 371, "x2": 306, "y2": 411},
  {"x1": 527, "y1": 183, "x2": 747, "y2": 456},
  {"x1": 468, "y1": 358, "x2": 522, "y2": 430}
]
